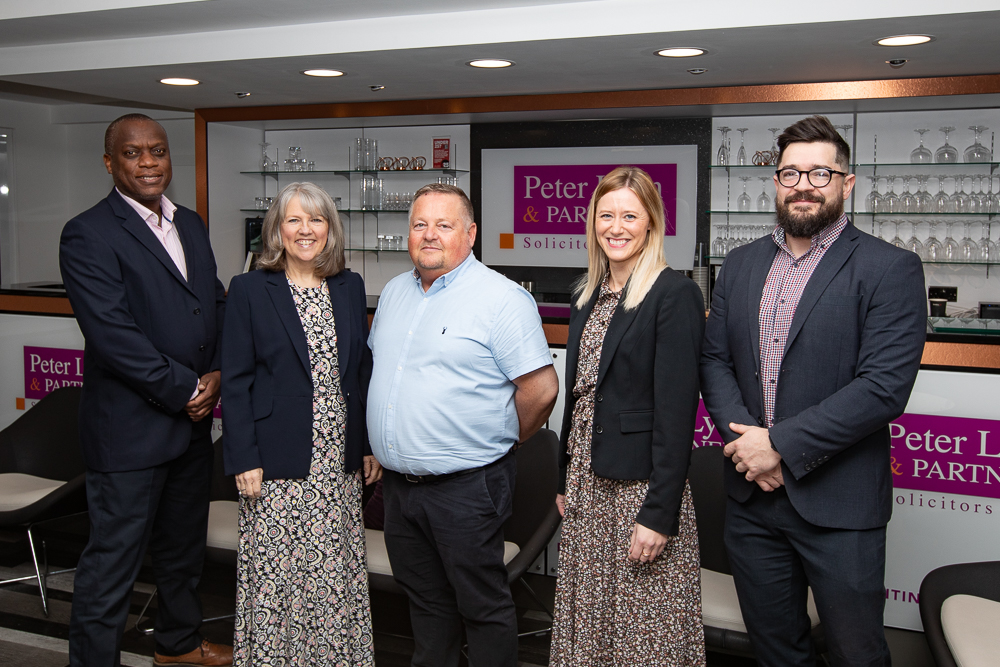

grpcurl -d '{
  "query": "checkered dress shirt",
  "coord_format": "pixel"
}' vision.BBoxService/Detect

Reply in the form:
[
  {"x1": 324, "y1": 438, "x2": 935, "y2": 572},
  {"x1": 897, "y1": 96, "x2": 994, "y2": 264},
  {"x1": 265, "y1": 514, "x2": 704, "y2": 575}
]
[{"x1": 758, "y1": 214, "x2": 848, "y2": 427}]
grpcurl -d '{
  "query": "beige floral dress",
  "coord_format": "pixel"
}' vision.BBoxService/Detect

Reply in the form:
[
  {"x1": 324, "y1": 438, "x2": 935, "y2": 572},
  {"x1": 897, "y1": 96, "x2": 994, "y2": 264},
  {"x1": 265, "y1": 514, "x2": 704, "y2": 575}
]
[
  {"x1": 234, "y1": 280, "x2": 374, "y2": 666},
  {"x1": 550, "y1": 278, "x2": 705, "y2": 667}
]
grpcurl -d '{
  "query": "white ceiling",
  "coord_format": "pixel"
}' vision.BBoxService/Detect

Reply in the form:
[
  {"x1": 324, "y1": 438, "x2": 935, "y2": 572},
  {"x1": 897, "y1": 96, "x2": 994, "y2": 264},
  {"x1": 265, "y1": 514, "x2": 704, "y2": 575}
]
[{"x1": 0, "y1": 0, "x2": 998, "y2": 112}]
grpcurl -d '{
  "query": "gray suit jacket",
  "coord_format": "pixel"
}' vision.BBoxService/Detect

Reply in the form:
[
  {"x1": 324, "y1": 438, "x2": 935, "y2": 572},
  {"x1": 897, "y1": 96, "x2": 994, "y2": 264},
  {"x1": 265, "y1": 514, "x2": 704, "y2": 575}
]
[{"x1": 700, "y1": 220, "x2": 926, "y2": 530}]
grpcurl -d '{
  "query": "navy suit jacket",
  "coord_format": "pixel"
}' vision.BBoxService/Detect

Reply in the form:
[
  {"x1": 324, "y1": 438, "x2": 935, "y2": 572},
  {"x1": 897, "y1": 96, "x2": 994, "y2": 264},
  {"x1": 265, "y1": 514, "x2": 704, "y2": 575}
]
[
  {"x1": 558, "y1": 269, "x2": 705, "y2": 536},
  {"x1": 221, "y1": 268, "x2": 373, "y2": 480},
  {"x1": 59, "y1": 189, "x2": 226, "y2": 473},
  {"x1": 700, "y1": 220, "x2": 926, "y2": 530}
]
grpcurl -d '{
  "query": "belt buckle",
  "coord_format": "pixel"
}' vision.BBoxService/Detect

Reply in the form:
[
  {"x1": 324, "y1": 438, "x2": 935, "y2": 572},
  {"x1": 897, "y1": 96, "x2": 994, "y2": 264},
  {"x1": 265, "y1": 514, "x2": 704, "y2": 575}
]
[{"x1": 405, "y1": 474, "x2": 422, "y2": 483}]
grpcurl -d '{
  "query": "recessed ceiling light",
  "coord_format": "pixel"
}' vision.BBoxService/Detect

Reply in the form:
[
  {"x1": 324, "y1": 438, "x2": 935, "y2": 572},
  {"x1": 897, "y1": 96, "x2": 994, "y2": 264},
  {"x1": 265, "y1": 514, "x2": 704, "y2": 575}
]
[
  {"x1": 160, "y1": 78, "x2": 200, "y2": 86},
  {"x1": 302, "y1": 69, "x2": 344, "y2": 77},
  {"x1": 876, "y1": 35, "x2": 934, "y2": 47},
  {"x1": 657, "y1": 47, "x2": 706, "y2": 58},
  {"x1": 468, "y1": 59, "x2": 514, "y2": 68},
  {"x1": 687, "y1": 68, "x2": 708, "y2": 75}
]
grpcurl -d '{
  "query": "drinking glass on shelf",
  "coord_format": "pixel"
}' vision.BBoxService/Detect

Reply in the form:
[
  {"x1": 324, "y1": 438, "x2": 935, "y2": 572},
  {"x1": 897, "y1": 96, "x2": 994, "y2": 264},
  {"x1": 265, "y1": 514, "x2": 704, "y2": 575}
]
[
  {"x1": 904, "y1": 222, "x2": 925, "y2": 258},
  {"x1": 951, "y1": 175, "x2": 970, "y2": 214},
  {"x1": 925, "y1": 222, "x2": 944, "y2": 261},
  {"x1": 834, "y1": 124, "x2": 853, "y2": 142},
  {"x1": 767, "y1": 128, "x2": 781, "y2": 165},
  {"x1": 976, "y1": 223, "x2": 996, "y2": 263},
  {"x1": 964, "y1": 126, "x2": 992, "y2": 163},
  {"x1": 726, "y1": 225, "x2": 740, "y2": 255},
  {"x1": 987, "y1": 174, "x2": 1000, "y2": 215},
  {"x1": 959, "y1": 222, "x2": 979, "y2": 261},
  {"x1": 885, "y1": 176, "x2": 901, "y2": 213},
  {"x1": 712, "y1": 225, "x2": 728, "y2": 257},
  {"x1": 717, "y1": 127, "x2": 731, "y2": 165},
  {"x1": 900, "y1": 176, "x2": 918, "y2": 214},
  {"x1": 935, "y1": 127, "x2": 959, "y2": 163},
  {"x1": 966, "y1": 176, "x2": 982, "y2": 215},
  {"x1": 865, "y1": 176, "x2": 882, "y2": 213},
  {"x1": 933, "y1": 175, "x2": 951, "y2": 213},
  {"x1": 756, "y1": 177, "x2": 771, "y2": 212},
  {"x1": 942, "y1": 222, "x2": 961, "y2": 261},
  {"x1": 910, "y1": 129, "x2": 933, "y2": 163},
  {"x1": 259, "y1": 142, "x2": 272, "y2": 172},
  {"x1": 915, "y1": 175, "x2": 933, "y2": 213},
  {"x1": 736, "y1": 128, "x2": 749, "y2": 166},
  {"x1": 888, "y1": 221, "x2": 906, "y2": 249},
  {"x1": 737, "y1": 176, "x2": 752, "y2": 212}
]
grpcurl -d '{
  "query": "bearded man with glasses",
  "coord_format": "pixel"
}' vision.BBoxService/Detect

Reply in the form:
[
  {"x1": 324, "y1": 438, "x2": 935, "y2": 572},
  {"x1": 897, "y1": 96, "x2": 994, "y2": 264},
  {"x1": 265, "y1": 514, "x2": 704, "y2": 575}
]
[{"x1": 701, "y1": 115, "x2": 926, "y2": 666}]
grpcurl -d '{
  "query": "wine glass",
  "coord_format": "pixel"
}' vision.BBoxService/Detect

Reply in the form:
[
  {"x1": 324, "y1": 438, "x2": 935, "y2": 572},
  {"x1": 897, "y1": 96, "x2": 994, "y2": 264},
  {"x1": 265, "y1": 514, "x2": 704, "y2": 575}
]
[
  {"x1": 834, "y1": 124, "x2": 853, "y2": 143},
  {"x1": 259, "y1": 142, "x2": 272, "y2": 172},
  {"x1": 885, "y1": 176, "x2": 901, "y2": 213},
  {"x1": 737, "y1": 176, "x2": 752, "y2": 212},
  {"x1": 736, "y1": 128, "x2": 749, "y2": 166},
  {"x1": 756, "y1": 177, "x2": 772, "y2": 212},
  {"x1": 712, "y1": 225, "x2": 728, "y2": 257},
  {"x1": 767, "y1": 128, "x2": 782, "y2": 164},
  {"x1": 966, "y1": 176, "x2": 982, "y2": 215},
  {"x1": 987, "y1": 174, "x2": 1000, "y2": 215},
  {"x1": 934, "y1": 175, "x2": 952, "y2": 213},
  {"x1": 910, "y1": 129, "x2": 933, "y2": 163},
  {"x1": 925, "y1": 222, "x2": 944, "y2": 261},
  {"x1": 977, "y1": 222, "x2": 996, "y2": 263},
  {"x1": 717, "y1": 126, "x2": 731, "y2": 165},
  {"x1": 915, "y1": 175, "x2": 933, "y2": 213},
  {"x1": 959, "y1": 222, "x2": 979, "y2": 261},
  {"x1": 726, "y1": 225, "x2": 739, "y2": 255},
  {"x1": 951, "y1": 175, "x2": 969, "y2": 214},
  {"x1": 904, "y1": 221, "x2": 925, "y2": 258},
  {"x1": 900, "y1": 176, "x2": 918, "y2": 214},
  {"x1": 942, "y1": 222, "x2": 961, "y2": 261},
  {"x1": 865, "y1": 175, "x2": 882, "y2": 213},
  {"x1": 888, "y1": 221, "x2": 906, "y2": 249},
  {"x1": 964, "y1": 126, "x2": 992, "y2": 163},
  {"x1": 935, "y1": 127, "x2": 959, "y2": 163}
]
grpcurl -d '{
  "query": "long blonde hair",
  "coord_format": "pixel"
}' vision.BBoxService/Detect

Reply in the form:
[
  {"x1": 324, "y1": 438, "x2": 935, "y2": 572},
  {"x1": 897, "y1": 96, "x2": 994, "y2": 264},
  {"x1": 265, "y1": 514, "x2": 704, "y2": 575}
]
[
  {"x1": 257, "y1": 182, "x2": 345, "y2": 277},
  {"x1": 574, "y1": 166, "x2": 668, "y2": 311}
]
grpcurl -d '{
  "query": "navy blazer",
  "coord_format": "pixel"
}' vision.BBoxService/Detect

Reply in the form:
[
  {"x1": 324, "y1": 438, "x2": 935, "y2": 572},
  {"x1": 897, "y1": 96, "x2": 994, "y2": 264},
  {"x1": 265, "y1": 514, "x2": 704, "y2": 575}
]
[
  {"x1": 559, "y1": 269, "x2": 705, "y2": 536},
  {"x1": 59, "y1": 189, "x2": 227, "y2": 472},
  {"x1": 221, "y1": 268, "x2": 372, "y2": 479},
  {"x1": 701, "y1": 220, "x2": 926, "y2": 530}
]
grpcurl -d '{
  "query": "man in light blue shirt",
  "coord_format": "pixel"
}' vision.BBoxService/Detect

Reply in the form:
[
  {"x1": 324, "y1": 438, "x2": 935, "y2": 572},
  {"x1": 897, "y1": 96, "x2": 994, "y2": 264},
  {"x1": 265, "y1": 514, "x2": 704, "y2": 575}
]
[{"x1": 368, "y1": 183, "x2": 558, "y2": 667}]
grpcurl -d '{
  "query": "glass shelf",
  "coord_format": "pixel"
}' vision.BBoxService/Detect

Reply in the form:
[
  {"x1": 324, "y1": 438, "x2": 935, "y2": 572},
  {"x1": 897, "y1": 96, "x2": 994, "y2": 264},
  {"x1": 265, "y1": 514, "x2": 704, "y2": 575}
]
[
  {"x1": 709, "y1": 164, "x2": 783, "y2": 170},
  {"x1": 708, "y1": 254, "x2": 998, "y2": 268},
  {"x1": 855, "y1": 162, "x2": 998, "y2": 169},
  {"x1": 239, "y1": 168, "x2": 468, "y2": 175},
  {"x1": 345, "y1": 247, "x2": 409, "y2": 253},
  {"x1": 240, "y1": 208, "x2": 411, "y2": 213},
  {"x1": 708, "y1": 210, "x2": 775, "y2": 215},
  {"x1": 856, "y1": 212, "x2": 999, "y2": 218}
]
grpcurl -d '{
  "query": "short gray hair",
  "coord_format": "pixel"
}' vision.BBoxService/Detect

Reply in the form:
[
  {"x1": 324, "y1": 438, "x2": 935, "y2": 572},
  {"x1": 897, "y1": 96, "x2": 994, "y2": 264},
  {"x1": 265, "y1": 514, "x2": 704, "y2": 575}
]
[
  {"x1": 408, "y1": 183, "x2": 474, "y2": 230},
  {"x1": 257, "y1": 182, "x2": 345, "y2": 277}
]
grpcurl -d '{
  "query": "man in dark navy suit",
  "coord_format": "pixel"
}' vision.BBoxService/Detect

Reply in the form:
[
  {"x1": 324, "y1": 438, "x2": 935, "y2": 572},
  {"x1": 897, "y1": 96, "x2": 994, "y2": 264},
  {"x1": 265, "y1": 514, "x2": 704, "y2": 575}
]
[
  {"x1": 701, "y1": 115, "x2": 926, "y2": 666},
  {"x1": 60, "y1": 114, "x2": 231, "y2": 666}
]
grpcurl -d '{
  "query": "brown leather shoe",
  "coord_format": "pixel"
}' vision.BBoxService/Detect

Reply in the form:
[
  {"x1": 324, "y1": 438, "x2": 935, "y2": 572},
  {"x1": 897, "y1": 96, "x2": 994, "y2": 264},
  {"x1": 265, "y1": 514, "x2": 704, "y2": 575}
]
[{"x1": 153, "y1": 639, "x2": 233, "y2": 666}]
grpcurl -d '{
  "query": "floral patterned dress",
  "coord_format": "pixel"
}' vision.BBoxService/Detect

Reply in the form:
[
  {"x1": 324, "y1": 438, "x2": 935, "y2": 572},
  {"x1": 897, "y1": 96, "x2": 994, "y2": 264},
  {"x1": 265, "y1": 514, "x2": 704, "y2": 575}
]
[
  {"x1": 234, "y1": 280, "x2": 374, "y2": 666},
  {"x1": 550, "y1": 278, "x2": 705, "y2": 667}
]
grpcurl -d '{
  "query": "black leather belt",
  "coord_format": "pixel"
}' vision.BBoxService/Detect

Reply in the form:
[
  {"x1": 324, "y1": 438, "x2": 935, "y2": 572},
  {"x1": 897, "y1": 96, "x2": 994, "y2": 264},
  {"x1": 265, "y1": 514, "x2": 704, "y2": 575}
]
[{"x1": 403, "y1": 448, "x2": 513, "y2": 484}]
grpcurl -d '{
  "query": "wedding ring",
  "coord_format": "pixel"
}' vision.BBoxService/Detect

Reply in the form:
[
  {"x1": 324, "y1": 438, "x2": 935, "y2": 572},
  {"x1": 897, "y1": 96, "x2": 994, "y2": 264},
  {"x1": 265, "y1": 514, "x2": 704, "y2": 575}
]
[{"x1": 642, "y1": 551, "x2": 651, "y2": 556}]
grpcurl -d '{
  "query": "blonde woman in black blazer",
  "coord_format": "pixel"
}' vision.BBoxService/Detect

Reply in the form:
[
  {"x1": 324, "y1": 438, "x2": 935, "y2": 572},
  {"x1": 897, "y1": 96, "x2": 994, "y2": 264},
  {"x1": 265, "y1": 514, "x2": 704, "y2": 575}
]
[{"x1": 549, "y1": 167, "x2": 706, "y2": 666}]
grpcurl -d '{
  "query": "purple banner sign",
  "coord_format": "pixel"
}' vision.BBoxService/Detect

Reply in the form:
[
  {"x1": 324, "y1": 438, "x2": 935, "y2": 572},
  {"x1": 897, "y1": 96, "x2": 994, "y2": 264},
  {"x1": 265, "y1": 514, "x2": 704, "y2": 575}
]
[
  {"x1": 693, "y1": 401, "x2": 1000, "y2": 500},
  {"x1": 513, "y1": 163, "x2": 677, "y2": 236},
  {"x1": 24, "y1": 346, "x2": 84, "y2": 399}
]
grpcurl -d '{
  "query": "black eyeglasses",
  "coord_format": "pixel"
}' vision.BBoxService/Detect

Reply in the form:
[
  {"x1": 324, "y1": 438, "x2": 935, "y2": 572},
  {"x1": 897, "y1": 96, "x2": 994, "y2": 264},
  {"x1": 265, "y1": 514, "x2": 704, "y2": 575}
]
[{"x1": 775, "y1": 167, "x2": 848, "y2": 188}]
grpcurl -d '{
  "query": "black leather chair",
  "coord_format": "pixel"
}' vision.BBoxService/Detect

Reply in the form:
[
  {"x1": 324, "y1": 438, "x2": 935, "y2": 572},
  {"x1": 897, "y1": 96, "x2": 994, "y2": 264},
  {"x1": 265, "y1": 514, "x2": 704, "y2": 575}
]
[
  {"x1": 0, "y1": 386, "x2": 87, "y2": 616},
  {"x1": 919, "y1": 560, "x2": 1000, "y2": 667},
  {"x1": 687, "y1": 444, "x2": 826, "y2": 658}
]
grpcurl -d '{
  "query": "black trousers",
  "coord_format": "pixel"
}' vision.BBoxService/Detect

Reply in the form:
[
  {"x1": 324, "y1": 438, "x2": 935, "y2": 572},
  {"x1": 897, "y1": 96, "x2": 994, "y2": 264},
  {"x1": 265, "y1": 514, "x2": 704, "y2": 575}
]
[
  {"x1": 725, "y1": 487, "x2": 891, "y2": 667},
  {"x1": 69, "y1": 433, "x2": 213, "y2": 667},
  {"x1": 382, "y1": 454, "x2": 518, "y2": 667}
]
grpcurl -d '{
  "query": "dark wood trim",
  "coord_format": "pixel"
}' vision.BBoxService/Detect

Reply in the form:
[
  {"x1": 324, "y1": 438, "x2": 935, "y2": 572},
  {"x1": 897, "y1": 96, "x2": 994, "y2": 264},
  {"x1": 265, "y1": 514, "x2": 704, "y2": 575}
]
[
  {"x1": 196, "y1": 74, "x2": 1000, "y2": 124},
  {"x1": 0, "y1": 295, "x2": 73, "y2": 315},
  {"x1": 195, "y1": 110, "x2": 209, "y2": 225}
]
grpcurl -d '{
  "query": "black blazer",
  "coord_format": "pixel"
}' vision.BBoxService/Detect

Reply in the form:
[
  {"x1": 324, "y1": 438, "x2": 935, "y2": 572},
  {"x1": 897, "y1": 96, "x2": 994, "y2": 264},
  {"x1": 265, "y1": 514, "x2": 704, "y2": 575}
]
[
  {"x1": 59, "y1": 189, "x2": 226, "y2": 472},
  {"x1": 559, "y1": 269, "x2": 705, "y2": 536},
  {"x1": 700, "y1": 221, "x2": 926, "y2": 530},
  {"x1": 221, "y1": 268, "x2": 372, "y2": 479}
]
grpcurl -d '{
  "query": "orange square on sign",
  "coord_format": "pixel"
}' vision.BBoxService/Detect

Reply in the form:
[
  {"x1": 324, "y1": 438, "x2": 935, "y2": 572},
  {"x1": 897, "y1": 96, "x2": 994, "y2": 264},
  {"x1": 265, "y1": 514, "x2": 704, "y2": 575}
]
[
  {"x1": 16, "y1": 397, "x2": 25, "y2": 410},
  {"x1": 499, "y1": 233, "x2": 514, "y2": 249}
]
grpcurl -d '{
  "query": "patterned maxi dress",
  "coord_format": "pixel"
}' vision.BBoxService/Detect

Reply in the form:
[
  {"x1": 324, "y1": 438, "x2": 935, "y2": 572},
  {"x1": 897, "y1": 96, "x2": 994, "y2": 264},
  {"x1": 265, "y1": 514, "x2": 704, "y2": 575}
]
[
  {"x1": 549, "y1": 279, "x2": 705, "y2": 667},
  {"x1": 234, "y1": 280, "x2": 374, "y2": 666}
]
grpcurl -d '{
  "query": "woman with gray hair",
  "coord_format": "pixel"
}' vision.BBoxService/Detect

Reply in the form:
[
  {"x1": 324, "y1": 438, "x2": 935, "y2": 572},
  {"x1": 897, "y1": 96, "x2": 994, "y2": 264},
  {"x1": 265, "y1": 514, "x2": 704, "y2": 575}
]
[{"x1": 222, "y1": 182, "x2": 380, "y2": 665}]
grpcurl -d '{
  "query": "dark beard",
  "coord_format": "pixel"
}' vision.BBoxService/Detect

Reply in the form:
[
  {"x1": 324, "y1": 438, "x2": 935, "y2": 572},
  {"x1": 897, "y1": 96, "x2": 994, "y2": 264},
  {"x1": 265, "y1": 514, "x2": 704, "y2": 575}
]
[{"x1": 775, "y1": 192, "x2": 844, "y2": 239}]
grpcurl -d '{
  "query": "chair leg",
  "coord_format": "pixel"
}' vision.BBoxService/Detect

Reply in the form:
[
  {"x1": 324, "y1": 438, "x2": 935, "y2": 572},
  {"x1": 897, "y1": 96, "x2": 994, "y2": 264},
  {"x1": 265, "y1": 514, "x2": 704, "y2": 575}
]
[
  {"x1": 134, "y1": 587, "x2": 156, "y2": 635},
  {"x1": 26, "y1": 525, "x2": 48, "y2": 617},
  {"x1": 515, "y1": 578, "x2": 554, "y2": 638}
]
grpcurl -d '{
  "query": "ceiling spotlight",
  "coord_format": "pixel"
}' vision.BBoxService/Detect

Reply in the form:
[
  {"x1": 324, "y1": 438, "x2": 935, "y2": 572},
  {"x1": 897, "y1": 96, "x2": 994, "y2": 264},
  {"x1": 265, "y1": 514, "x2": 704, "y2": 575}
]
[
  {"x1": 370, "y1": 85, "x2": 385, "y2": 91},
  {"x1": 468, "y1": 59, "x2": 514, "y2": 68},
  {"x1": 302, "y1": 69, "x2": 344, "y2": 77},
  {"x1": 160, "y1": 78, "x2": 200, "y2": 86},
  {"x1": 886, "y1": 59, "x2": 909, "y2": 68},
  {"x1": 657, "y1": 48, "x2": 706, "y2": 58},
  {"x1": 235, "y1": 92, "x2": 251, "y2": 98},
  {"x1": 687, "y1": 68, "x2": 708, "y2": 75},
  {"x1": 876, "y1": 35, "x2": 934, "y2": 47}
]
